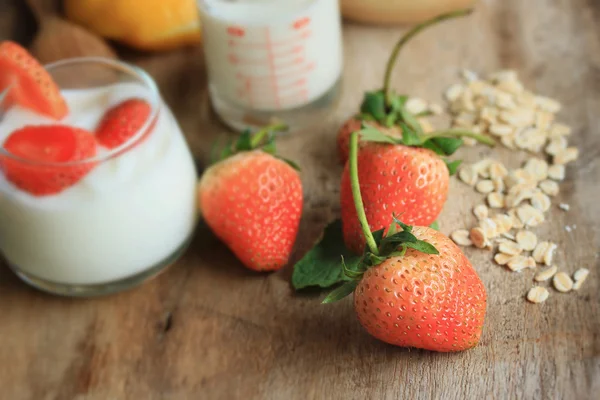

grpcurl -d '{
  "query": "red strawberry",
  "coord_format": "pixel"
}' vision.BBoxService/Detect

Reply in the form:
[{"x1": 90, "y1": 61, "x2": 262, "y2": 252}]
[
  {"x1": 321, "y1": 130, "x2": 486, "y2": 352},
  {"x1": 341, "y1": 142, "x2": 449, "y2": 254},
  {"x1": 1, "y1": 125, "x2": 97, "y2": 196},
  {"x1": 197, "y1": 125, "x2": 303, "y2": 271},
  {"x1": 95, "y1": 98, "x2": 153, "y2": 149},
  {"x1": 0, "y1": 41, "x2": 68, "y2": 120},
  {"x1": 354, "y1": 225, "x2": 487, "y2": 352}
]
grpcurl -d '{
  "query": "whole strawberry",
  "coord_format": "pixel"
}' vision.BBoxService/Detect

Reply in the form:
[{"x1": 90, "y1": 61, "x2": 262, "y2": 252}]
[
  {"x1": 340, "y1": 141, "x2": 450, "y2": 254},
  {"x1": 198, "y1": 124, "x2": 303, "y2": 272},
  {"x1": 322, "y1": 131, "x2": 487, "y2": 352},
  {"x1": 353, "y1": 225, "x2": 487, "y2": 351}
]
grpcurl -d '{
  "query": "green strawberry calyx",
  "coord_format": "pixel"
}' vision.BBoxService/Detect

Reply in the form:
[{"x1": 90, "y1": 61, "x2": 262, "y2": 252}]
[
  {"x1": 322, "y1": 131, "x2": 440, "y2": 304},
  {"x1": 357, "y1": 122, "x2": 494, "y2": 175},
  {"x1": 210, "y1": 123, "x2": 300, "y2": 170}
]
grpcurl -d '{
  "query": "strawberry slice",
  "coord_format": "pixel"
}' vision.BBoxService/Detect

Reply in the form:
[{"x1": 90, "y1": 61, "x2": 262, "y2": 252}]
[
  {"x1": 95, "y1": 98, "x2": 153, "y2": 149},
  {"x1": 1, "y1": 125, "x2": 97, "y2": 196},
  {"x1": 0, "y1": 41, "x2": 68, "y2": 120}
]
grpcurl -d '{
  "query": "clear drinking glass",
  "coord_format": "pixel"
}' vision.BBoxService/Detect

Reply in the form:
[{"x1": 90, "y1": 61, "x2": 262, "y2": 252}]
[
  {"x1": 0, "y1": 58, "x2": 199, "y2": 297},
  {"x1": 197, "y1": 0, "x2": 344, "y2": 132}
]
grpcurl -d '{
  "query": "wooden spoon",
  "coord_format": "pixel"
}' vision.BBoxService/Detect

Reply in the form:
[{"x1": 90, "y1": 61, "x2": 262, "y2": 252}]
[{"x1": 25, "y1": 0, "x2": 117, "y2": 64}]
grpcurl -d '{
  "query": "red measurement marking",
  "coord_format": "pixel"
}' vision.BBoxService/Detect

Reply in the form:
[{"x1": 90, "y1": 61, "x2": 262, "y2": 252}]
[
  {"x1": 264, "y1": 27, "x2": 280, "y2": 108},
  {"x1": 293, "y1": 17, "x2": 311, "y2": 30},
  {"x1": 277, "y1": 56, "x2": 305, "y2": 69},
  {"x1": 227, "y1": 33, "x2": 311, "y2": 48},
  {"x1": 227, "y1": 26, "x2": 245, "y2": 37}
]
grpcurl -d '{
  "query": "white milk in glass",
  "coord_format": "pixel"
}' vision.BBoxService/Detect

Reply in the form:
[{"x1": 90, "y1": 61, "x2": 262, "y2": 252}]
[{"x1": 198, "y1": 0, "x2": 343, "y2": 131}]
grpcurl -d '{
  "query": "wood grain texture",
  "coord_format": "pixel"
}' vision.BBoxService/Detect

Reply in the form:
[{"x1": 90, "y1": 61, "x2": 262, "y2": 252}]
[{"x1": 0, "y1": 0, "x2": 599, "y2": 399}]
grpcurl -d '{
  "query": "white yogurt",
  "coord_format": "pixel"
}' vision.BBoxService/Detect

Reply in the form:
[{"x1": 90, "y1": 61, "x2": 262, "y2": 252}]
[
  {"x1": 199, "y1": 0, "x2": 343, "y2": 111},
  {"x1": 0, "y1": 83, "x2": 198, "y2": 285}
]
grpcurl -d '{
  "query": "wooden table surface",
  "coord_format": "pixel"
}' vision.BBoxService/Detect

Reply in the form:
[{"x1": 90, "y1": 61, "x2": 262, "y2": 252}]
[{"x1": 1, "y1": 1, "x2": 599, "y2": 399}]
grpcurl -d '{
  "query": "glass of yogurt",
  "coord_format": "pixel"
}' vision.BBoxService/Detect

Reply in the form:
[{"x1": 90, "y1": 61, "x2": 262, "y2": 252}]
[
  {"x1": 197, "y1": 0, "x2": 344, "y2": 132},
  {"x1": 0, "y1": 58, "x2": 199, "y2": 296}
]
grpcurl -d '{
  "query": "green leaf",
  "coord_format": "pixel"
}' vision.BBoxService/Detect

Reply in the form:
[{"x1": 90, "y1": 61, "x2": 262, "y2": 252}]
[
  {"x1": 368, "y1": 253, "x2": 388, "y2": 266},
  {"x1": 322, "y1": 281, "x2": 358, "y2": 304},
  {"x1": 292, "y1": 220, "x2": 361, "y2": 290},
  {"x1": 404, "y1": 240, "x2": 439, "y2": 255},
  {"x1": 429, "y1": 220, "x2": 440, "y2": 231},
  {"x1": 262, "y1": 135, "x2": 277, "y2": 155},
  {"x1": 372, "y1": 228, "x2": 386, "y2": 247},
  {"x1": 426, "y1": 137, "x2": 463, "y2": 156},
  {"x1": 422, "y1": 138, "x2": 445, "y2": 155},
  {"x1": 400, "y1": 122, "x2": 423, "y2": 146},
  {"x1": 359, "y1": 127, "x2": 399, "y2": 145},
  {"x1": 392, "y1": 215, "x2": 412, "y2": 233},
  {"x1": 381, "y1": 231, "x2": 417, "y2": 244},
  {"x1": 279, "y1": 157, "x2": 301, "y2": 172},
  {"x1": 389, "y1": 95, "x2": 408, "y2": 111},
  {"x1": 444, "y1": 159, "x2": 462, "y2": 176},
  {"x1": 234, "y1": 129, "x2": 253, "y2": 152},
  {"x1": 386, "y1": 219, "x2": 399, "y2": 237},
  {"x1": 385, "y1": 111, "x2": 399, "y2": 127},
  {"x1": 360, "y1": 91, "x2": 387, "y2": 122},
  {"x1": 397, "y1": 104, "x2": 423, "y2": 135}
]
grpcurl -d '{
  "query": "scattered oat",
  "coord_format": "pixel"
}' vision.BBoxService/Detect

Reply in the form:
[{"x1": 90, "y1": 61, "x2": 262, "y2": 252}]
[
  {"x1": 507, "y1": 255, "x2": 536, "y2": 272},
  {"x1": 489, "y1": 162, "x2": 508, "y2": 179},
  {"x1": 472, "y1": 159, "x2": 494, "y2": 178},
  {"x1": 548, "y1": 123, "x2": 571, "y2": 138},
  {"x1": 492, "y1": 177, "x2": 505, "y2": 192},
  {"x1": 527, "y1": 287, "x2": 550, "y2": 304},
  {"x1": 516, "y1": 230, "x2": 538, "y2": 251},
  {"x1": 480, "y1": 218, "x2": 498, "y2": 238},
  {"x1": 508, "y1": 208, "x2": 524, "y2": 229},
  {"x1": 494, "y1": 252, "x2": 515, "y2": 265},
  {"x1": 405, "y1": 97, "x2": 428, "y2": 115},
  {"x1": 535, "y1": 266, "x2": 558, "y2": 282},
  {"x1": 473, "y1": 204, "x2": 489, "y2": 220},
  {"x1": 543, "y1": 243, "x2": 557, "y2": 266},
  {"x1": 428, "y1": 103, "x2": 443, "y2": 115},
  {"x1": 493, "y1": 214, "x2": 513, "y2": 235},
  {"x1": 530, "y1": 192, "x2": 551, "y2": 212},
  {"x1": 533, "y1": 241, "x2": 550, "y2": 264},
  {"x1": 554, "y1": 147, "x2": 579, "y2": 165},
  {"x1": 535, "y1": 96, "x2": 561, "y2": 113},
  {"x1": 470, "y1": 227, "x2": 488, "y2": 249},
  {"x1": 539, "y1": 180, "x2": 559, "y2": 197},
  {"x1": 476, "y1": 180, "x2": 495, "y2": 194},
  {"x1": 490, "y1": 124, "x2": 514, "y2": 137},
  {"x1": 517, "y1": 204, "x2": 545, "y2": 227},
  {"x1": 545, "y1": 137, "x2": 567, "y2": 156},
  {"x1": 573, "y1": 268, "x2": 590, "y2": 290},
  {"x1": 451, "y1": 230, "x2": 472, "y2": 246},
  {"x1": 445, "y1": 83, "x2": 465, "y2": 102},
  {"x1": 524, "y1": 158, "x2": 549, "y2": 181},
  {"x1": 553, "y1": 272, "x2": 573, "y2": 293},
  {"x1": 462, "y1": 137, "x2": 478, "y2": 147},
  {"x1": 559, "y1": 203, "x2": 570, "y2": 211},
  {"x1": 548, "y1": 164, "x2": 565, "y2": 181},
  {"x1": 499, "y1": 240, "x2": 522, "y2": 256},
  {"x1": 458, "y1": 165, "x2": 478, "y2": 186},
  {"x1": 487, "y1": 192, "x2": 505, "y2": 208}
]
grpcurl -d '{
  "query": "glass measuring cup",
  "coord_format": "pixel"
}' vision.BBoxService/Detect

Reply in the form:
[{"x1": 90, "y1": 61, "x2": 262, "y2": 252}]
[{"x1": 198, "y1": 0, "x2": 344, "y2": 132}]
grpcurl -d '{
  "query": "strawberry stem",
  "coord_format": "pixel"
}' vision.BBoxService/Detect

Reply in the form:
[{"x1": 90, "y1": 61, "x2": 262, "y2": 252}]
[
  {"x1": 250, "y1": 122, "x2": 288, "y2": 148},
  {"x1": 421, "y1": 129, "x2": 496, "y2": 147},
  {"x1": 349, "y1": 131, "x2": 379, "y2": 256},
  {"x1": 382, "y1": 8, "x2": 474, "y2": 107}
]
